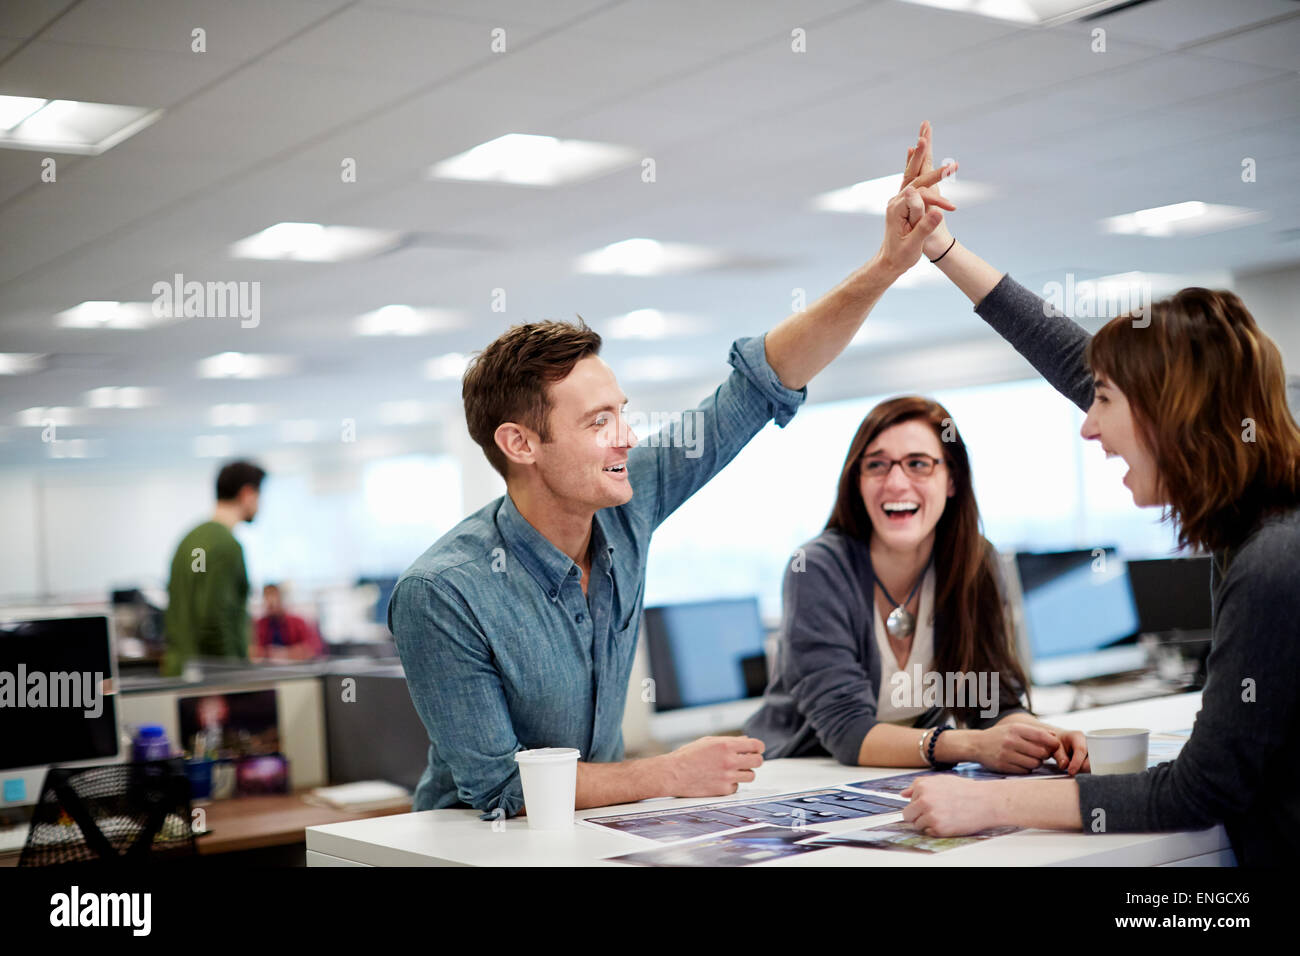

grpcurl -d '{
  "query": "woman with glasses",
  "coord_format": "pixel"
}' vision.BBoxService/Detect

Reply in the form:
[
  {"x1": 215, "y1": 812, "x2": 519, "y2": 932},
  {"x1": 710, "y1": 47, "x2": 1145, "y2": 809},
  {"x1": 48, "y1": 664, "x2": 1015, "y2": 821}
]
[
  {"x1": 895, "y1": 122, "x2": 1300, "y2": 867},
  {"x1": 745, "y1": 395, "x2": 1087, "y2": 773}
]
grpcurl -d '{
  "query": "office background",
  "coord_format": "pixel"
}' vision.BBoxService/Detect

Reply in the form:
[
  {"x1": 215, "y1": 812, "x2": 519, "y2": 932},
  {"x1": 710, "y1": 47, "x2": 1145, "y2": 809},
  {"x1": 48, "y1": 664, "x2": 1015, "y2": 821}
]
[{"x1": 2, "y1": 0, "x2": 1298, "y2": 621}]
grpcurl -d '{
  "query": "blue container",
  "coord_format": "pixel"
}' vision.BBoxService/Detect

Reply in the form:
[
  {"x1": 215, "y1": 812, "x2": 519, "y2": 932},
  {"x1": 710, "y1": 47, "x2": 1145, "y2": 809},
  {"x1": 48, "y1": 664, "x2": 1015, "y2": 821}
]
[
  {"x1": 132, "y1": 724, "x2": 171, "y2": 762},
  {"x1": 185, "y1": 758, "x2": 213, "y2": 800}
]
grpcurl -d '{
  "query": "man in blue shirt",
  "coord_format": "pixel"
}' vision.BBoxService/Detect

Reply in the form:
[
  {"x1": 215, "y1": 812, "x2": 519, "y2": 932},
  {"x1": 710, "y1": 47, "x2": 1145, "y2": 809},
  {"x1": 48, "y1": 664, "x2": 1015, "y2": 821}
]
[{"x1": 389, "y1": 165, "x2": 952, "y2": 818}]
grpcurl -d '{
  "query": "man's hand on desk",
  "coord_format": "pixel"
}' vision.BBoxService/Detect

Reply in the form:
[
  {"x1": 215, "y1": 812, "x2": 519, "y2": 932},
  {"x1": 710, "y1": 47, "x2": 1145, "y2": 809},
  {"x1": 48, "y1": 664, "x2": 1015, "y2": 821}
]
[{"x1": 662, "y1": 735, "x2": 765, "y2": 797}]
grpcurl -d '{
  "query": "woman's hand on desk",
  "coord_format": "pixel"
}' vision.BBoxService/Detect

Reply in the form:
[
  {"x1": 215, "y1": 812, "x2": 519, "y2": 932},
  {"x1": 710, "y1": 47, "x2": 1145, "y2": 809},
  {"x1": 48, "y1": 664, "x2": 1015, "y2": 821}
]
[
  {"x1": 901, "y1": 776, "x2": 992, "y2": 836},
  {"x1": 1047, "y1": 729, "x2": 1090, "y2": 775},
  {"x1": 971, "y1": 722, "x2": 1059, "y2": 774}
]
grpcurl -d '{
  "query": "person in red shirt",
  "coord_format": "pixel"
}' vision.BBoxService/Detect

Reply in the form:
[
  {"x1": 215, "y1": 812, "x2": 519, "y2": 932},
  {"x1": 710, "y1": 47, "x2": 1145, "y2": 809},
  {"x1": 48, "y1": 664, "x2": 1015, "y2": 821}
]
[{"x1": 252, "y1": 583, "x2": 324, "y2": 661}]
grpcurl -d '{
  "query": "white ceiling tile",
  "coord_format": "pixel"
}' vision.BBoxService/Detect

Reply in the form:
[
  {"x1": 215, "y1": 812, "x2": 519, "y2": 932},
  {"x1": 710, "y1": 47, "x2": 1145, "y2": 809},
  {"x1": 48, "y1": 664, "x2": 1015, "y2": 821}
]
[{"x1": 42, "y1": 0, "x2": 352, "y2": 54}]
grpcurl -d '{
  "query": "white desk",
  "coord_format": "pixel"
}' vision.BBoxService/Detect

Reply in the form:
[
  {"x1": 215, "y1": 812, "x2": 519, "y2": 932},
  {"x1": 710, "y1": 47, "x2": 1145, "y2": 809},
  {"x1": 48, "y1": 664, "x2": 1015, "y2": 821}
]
[{"x1": 306, "y1": 692, "x2": 1232, "y2": 867}]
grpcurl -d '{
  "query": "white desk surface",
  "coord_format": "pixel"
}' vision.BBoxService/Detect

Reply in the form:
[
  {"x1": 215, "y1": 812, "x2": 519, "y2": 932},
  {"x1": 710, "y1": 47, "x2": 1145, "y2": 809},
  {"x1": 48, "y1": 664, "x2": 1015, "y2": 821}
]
[{"x1": 306, "y1": 692, "x2": 1231, "y2": 867}]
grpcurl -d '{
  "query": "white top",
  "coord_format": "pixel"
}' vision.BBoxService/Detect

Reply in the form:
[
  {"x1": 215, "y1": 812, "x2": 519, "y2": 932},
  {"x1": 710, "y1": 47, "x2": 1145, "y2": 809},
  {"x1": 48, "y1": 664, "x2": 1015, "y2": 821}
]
[{"x1": 873, "y1": 565, "x2": 936, "y2": 726}]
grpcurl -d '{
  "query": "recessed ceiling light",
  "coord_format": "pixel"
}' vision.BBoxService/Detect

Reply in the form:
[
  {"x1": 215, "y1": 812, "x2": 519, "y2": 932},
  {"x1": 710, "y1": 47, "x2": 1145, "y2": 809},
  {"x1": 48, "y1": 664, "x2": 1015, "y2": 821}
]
[
  {"x1": 0, "y1": 95, "x2": 161, "y2": 154},
  {"x1": 897, "y1": 0, "x2": 1133, "y2": 26},
  {"x1": 193, "y1": 435, "x2": 236, "y2": 458},
  {"x1": 85, "y1": 386, "x2": 154, "y2": 409},
  {"x1": 812, "y1": 173, "x2": 994, "y2": 215},
  {"x1": 55, "y1": 300, "x2": 176, "y2": 330},
  {"x1": 424, "y1": 353, "x2": 470, "y2": 381},
  {"x1": 0, "y1": 95, "x2": 48, "y2": 131},
  {"x1": 604, "y1": 309, "x2": 705, "y2": 340},
  {"x1": 1101, "y1": 202, "x2": 1267, "y2": 238},
  {"x1": 0, "y1": 353, "x2": 46, "y2": 375},
  {"x1": 229, "y1": 222, "x2": 404, "y2": 262},
  {"x1": 354, "y1": 305, "x2": 462, "y2": 336},
  {"x1": 16, "y1": 406, "x2": 85, "y2": 427},
  {"x1": 429, "y1": 133, "x2": 639, "y2": 186},
  {"x1": 196, "y1": 352, "x2": 294, "y2": 379},
  {"x1": 576, "y1": 238, "x2": 725, "y2": 276}
]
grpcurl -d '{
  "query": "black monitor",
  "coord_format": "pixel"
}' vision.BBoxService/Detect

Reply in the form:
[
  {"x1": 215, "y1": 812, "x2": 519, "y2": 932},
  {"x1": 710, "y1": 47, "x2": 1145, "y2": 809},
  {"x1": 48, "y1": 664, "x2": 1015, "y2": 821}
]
[
  {"x1": 642, "y1": 597, "x2": 767, "y2": 712},
  {"x1": 1013, "y1": 549, "x2": 1143, "y2": 684},
  {"x1": 0, "y1": 616, "x2": 122, "y2": 793},
  {"x1": 1125, "y1": 556, "x2": 1213, "y2": 635}
]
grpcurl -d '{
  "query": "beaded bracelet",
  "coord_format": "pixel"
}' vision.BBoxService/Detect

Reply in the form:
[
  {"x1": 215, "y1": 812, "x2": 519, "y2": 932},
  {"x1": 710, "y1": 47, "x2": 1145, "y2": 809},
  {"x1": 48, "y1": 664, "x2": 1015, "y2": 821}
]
[{"x1": 926, "y1": 726, "x2": 956, "y2": 771}]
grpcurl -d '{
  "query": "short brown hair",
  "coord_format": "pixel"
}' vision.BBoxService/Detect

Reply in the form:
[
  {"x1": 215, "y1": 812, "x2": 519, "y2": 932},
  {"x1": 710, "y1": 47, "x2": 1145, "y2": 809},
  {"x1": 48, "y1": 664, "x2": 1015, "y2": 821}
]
[
  {"x1": 1088, "y1": 288, "x2": 1300, "y2": 552},
  {"x1": 462, "y1": 319, "x2": 603, "y2": 479}
]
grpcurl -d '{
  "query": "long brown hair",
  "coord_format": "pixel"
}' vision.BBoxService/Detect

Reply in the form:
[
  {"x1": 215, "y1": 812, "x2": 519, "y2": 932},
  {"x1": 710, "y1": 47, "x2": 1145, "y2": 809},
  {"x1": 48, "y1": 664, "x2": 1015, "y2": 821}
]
[
  {"x1": 825, "y1": 396, "x2": 1030, "y2": 723},
  {"x1": 1088, "y1": 288, "x2": 1300, "y2": 553}
]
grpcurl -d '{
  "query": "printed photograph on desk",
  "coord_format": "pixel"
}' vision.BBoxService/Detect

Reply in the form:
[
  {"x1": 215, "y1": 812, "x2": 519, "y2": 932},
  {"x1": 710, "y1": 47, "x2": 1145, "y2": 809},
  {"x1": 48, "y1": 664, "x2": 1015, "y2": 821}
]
[
  {"x1": 581, "y1": 789, "x2": 907, "y2": 842},
  {"x1": 844, "y1": 763, "x2": 1061, "y2": 796},
  {"x1": 801, "y1": 820, "x2": 1021, "y2": 855},
  {"x1": 607, "y1": 826, "x2": 831, "y2": 867}
]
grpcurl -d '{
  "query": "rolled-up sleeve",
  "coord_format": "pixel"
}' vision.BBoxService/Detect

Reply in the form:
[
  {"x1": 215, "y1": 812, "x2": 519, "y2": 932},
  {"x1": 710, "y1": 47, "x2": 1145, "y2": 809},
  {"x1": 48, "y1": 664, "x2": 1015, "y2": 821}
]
[
  {"x1": 389, "y1": 573, "x2": 525, "y2": 819},
  {"x1": 628, "y1": 333, "x2": 806, "y2": 530},
  {"x1": 782, "y1": 544, "x2": 879, "y2": 765}
]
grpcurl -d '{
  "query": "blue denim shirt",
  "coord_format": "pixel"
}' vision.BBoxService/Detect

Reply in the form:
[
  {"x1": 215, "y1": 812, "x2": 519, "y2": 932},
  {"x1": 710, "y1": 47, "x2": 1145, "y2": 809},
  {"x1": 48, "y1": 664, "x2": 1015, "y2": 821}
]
[{"x1": 388, "y1": 334, "x2": 805, "y2": 817}]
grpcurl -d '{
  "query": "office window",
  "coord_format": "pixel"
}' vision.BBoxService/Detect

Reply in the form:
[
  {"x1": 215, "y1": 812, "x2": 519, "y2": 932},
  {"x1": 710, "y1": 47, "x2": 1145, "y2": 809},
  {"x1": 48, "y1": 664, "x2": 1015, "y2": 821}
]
[{"x1": 645, "y1": 379, "x2": 1181, "y2": 620}]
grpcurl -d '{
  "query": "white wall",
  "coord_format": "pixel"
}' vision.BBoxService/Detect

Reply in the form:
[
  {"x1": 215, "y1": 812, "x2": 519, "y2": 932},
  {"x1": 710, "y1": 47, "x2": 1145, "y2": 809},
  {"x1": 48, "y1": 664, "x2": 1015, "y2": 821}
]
[{"x1": 1235, "y1": 264, "x2": 1300, "y2": 378}]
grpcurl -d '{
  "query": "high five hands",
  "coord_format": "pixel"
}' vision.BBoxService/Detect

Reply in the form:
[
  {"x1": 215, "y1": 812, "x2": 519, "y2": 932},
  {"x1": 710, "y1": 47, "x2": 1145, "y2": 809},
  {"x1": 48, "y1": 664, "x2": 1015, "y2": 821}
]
[
  {"x1": 877, "y1": 121, "x2": 957, "y2": 277},
  {"x1": 901, "y1": 120, "x2": 958, "y2": 261}
]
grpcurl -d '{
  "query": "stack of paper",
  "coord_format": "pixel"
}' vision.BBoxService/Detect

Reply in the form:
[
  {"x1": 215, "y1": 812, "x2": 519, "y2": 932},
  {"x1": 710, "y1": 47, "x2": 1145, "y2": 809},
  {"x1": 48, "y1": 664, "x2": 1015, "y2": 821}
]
[{"x1": 305, "y1": 781, "x2": 411, "y2": 811}]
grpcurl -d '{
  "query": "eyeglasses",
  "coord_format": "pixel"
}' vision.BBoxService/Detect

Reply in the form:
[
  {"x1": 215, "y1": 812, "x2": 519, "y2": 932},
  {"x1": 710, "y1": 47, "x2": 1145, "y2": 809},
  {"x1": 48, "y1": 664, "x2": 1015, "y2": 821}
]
[{"x1": 861, "y1": 455, "x2": 945, "y2": 479}]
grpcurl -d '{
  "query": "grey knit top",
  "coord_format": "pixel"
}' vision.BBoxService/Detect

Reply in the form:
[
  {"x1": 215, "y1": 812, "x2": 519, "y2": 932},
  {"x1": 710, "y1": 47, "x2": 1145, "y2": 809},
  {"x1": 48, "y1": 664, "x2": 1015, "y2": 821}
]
[{"x1": 975, "y1": 274, "x2": 1300, "y2": 867}]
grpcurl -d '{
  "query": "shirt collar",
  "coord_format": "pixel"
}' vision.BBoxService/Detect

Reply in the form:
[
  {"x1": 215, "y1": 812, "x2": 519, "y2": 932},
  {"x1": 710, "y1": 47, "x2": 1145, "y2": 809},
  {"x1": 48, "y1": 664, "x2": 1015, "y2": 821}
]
[{"x1": 496, "y1": 493, "x2": 615, "y2": 598}]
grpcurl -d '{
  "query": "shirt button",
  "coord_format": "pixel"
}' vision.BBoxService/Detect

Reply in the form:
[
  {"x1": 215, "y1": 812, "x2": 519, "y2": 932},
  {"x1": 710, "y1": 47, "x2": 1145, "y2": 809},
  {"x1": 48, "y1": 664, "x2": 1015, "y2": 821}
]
[
  {"x1": 549, "y1": 589, "x2": 557, "y2": 599},
  {"x1": 569, "y1": 567, "x2": 577, "y2": 575},
  {"x1": 575, "y1": 613, "x2": 585, "y2": 623}
]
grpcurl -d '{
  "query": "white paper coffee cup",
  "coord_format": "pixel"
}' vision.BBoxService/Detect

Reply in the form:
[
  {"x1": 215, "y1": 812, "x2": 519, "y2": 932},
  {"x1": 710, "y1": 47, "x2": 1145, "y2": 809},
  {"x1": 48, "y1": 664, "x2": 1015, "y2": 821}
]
[
  {"x1": 515, "y1": 747, "x2": 580, "y2": 830},
  {"x1": 1085, "y1": 728, "x2": 1149, "y2": 775}
]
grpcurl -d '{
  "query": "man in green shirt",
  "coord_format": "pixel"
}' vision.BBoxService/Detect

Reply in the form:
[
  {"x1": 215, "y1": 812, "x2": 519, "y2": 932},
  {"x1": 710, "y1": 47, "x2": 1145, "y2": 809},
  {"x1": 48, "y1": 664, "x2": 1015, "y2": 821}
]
[{"x1": 162, "y1": 461, "x2": 266, "y2": 677}]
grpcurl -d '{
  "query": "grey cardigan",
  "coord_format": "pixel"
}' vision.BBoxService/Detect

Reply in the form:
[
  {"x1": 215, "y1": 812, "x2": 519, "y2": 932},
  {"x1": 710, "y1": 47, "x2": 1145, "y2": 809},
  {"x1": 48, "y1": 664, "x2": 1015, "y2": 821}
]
[
  {"x1": 975, "y1": 273, "x2": 1300, "y2": 867},
  {"x1": 743, "y1": 528, "x2": 1028, "y2": 764}
]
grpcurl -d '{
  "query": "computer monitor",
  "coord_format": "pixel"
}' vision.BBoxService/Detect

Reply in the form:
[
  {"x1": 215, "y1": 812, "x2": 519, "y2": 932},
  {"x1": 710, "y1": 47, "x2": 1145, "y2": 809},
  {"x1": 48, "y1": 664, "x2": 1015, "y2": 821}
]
[
  {"x1": 1125, "y1": 556, "x2": 1213, "y2": 636},
  {"x1": 642, "y1": 597, "x2": 768, "y2": 713},
  {"x1": 0, "y1": 615, "x2": 123, "y2": 808},
  {"x1": 358, "y1": 575, "x2": 399, "y2": 626},
  {"x1": 1012, "y1": 549, "x2": 1143, "y2": 685}
]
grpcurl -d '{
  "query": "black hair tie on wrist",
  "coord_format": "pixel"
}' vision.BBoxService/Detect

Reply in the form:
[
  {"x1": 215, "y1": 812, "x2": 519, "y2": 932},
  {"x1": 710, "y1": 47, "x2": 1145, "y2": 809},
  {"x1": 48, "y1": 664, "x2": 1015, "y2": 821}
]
[{"x1": 929, "y1": 236, "x2": 957, "y2": 264}]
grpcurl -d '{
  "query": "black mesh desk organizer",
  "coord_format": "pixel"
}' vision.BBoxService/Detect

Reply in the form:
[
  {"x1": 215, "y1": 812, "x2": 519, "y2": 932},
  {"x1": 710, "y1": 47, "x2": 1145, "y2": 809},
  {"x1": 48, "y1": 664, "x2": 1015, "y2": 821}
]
[{"x1": 19, "y1": 758, "x2": 197, "y2": 866}]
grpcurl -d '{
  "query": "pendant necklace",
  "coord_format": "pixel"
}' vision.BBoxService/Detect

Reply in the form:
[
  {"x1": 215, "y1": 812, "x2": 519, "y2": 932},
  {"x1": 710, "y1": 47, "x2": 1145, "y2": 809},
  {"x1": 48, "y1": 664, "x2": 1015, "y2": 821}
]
[{"x1": 869, "y1": 551, "x2": 932, "y2": 641}]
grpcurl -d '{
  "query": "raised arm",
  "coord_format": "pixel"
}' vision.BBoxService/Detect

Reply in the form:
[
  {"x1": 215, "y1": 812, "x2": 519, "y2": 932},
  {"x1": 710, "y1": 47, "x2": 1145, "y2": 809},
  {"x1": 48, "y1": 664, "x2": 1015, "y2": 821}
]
[
  {"x1": 623, "y1": 154, "x2": 957, "y2": 531},
  {"x1": 906, "y1": 121, "x2": 1095, "y2": 412},
  {"x1": 763, "y1": 155, "x2": 953, "y2": 390}
]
